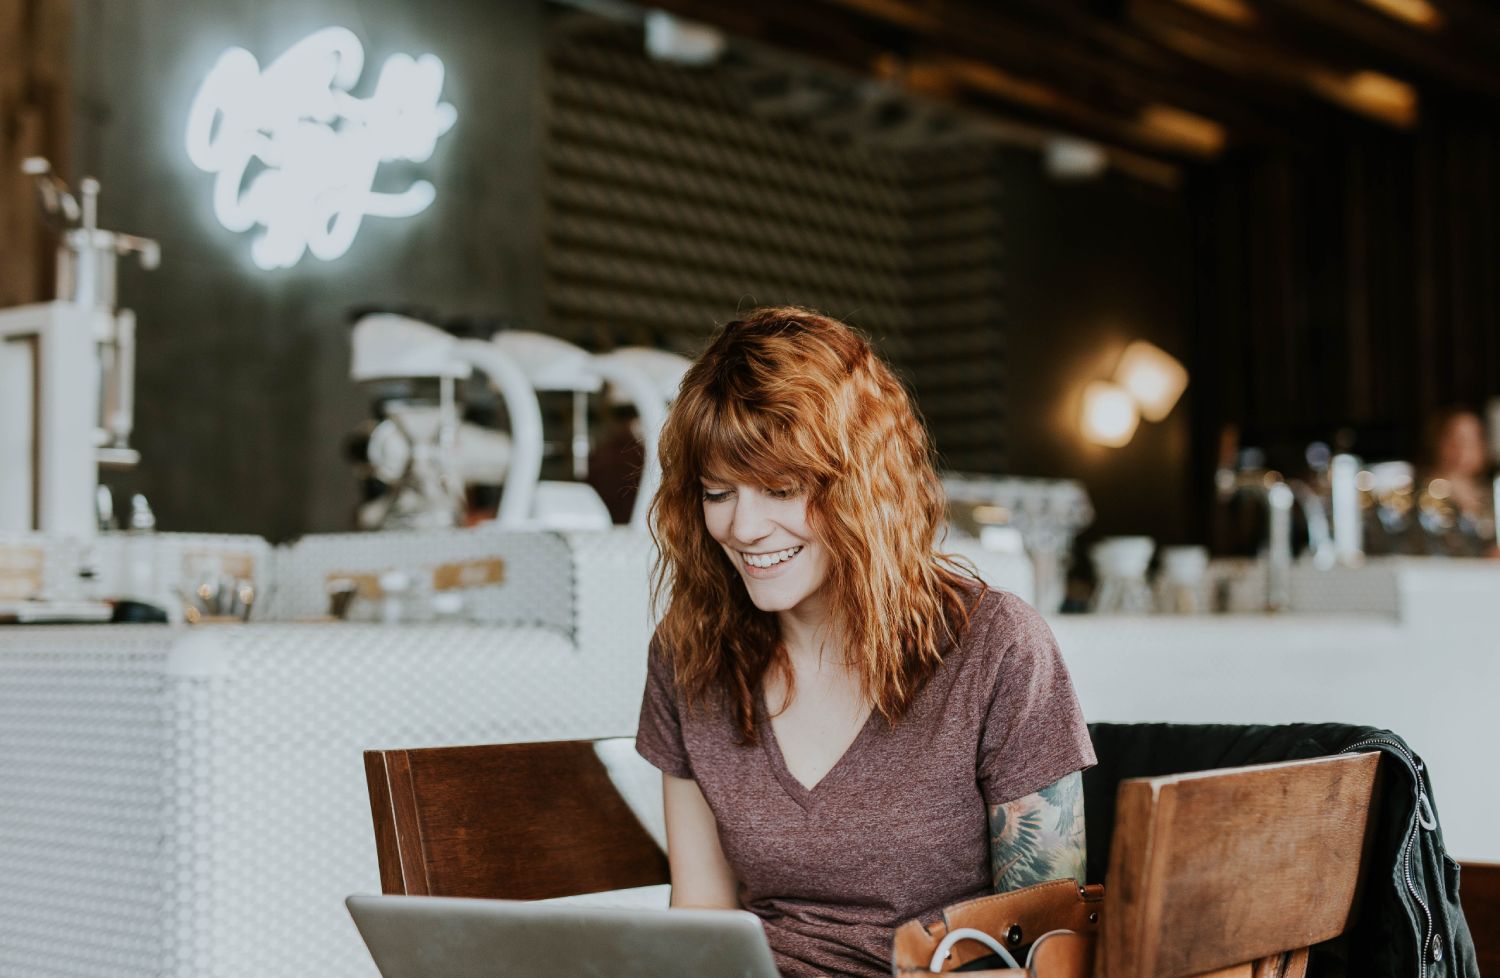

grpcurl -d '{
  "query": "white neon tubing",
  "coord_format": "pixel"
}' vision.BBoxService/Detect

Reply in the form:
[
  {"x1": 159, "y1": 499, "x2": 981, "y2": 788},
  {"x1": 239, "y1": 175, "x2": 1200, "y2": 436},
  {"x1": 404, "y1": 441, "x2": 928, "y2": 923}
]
[{"x1": 185, "y1": 27, "x2": 456, "y2": 270}]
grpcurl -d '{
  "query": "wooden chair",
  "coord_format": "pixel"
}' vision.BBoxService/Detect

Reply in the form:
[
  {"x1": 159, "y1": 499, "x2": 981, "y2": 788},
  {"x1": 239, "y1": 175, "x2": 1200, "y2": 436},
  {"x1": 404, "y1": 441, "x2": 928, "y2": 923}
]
[
  {"x1": 1098, "y1": 751, "x2": 1382, "y2": 978},
  {"x1": 363, "y1": 740, "x2": 668, "y2": 900},
  {"x1": 364, "y1": 741, "x2": 1380, "y2": 978},
  {"x1": 1462, "y1": 862, "x2": 1500, "y2": 977}
]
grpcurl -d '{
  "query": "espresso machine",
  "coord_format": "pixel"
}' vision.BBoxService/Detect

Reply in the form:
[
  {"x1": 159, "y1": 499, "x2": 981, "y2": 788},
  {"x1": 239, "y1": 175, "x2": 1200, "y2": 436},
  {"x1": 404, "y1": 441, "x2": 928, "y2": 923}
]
[
  {"x1": 349, "y1": 313, "x2": 517, "y2": 530},
  {"x1": 349, "y1": 315, "x2": 616, "y2": 530},
  {"x1": 349, "y1": 316, "x2": 689, "y2": 531},
  {"x1": 0, "y1": 159, "x2": 158, "y2": 536}
]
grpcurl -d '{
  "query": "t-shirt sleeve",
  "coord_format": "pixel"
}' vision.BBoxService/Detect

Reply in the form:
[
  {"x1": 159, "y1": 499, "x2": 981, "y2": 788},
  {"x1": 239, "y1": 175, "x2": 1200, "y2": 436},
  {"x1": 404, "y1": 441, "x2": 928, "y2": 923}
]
[
  {"x1": 635, "y1": 636, "x2": 693, "y2": 779},
  {"x1": 976, "y1": 592, "x2": 1097, "y2": 806}
]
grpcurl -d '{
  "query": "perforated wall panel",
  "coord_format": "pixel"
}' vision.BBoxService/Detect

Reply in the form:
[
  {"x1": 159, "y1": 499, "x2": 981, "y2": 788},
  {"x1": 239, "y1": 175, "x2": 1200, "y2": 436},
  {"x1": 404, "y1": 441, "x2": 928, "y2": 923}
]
[
  {"x1": 544, "y1": 20, "x2": 1008, "y2": 470},
  {"x1": 0, "y1": 627, "x2": 173, "y2": 978}
]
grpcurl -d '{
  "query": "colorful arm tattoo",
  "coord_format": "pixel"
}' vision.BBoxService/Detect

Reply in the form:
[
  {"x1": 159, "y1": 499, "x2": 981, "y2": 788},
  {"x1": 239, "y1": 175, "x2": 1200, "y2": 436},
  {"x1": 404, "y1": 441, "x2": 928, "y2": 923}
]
[{"x1": 987, "y1": 770, "x2": 1087, "y2": 892}]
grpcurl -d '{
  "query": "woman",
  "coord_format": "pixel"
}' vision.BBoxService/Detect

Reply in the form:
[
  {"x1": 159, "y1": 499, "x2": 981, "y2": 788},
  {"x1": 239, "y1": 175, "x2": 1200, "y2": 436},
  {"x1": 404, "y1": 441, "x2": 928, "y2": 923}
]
[
  {"x1": 1416, "y1": 406, "x2": 1497, "y2": 557},
  {"x1": 635, "y1": 307, "x2": 1095, "y2": 978}
]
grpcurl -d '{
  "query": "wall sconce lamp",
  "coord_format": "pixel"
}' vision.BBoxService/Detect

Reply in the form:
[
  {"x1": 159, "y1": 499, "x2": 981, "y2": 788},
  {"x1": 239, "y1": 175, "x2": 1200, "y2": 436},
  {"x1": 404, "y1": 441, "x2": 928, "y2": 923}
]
[
  {"x1": 1081, "y1": 341, "x2": 1188, "y2": 447},
  {"x1": 1115, "y1": 340, "x2": 1189, "y2": 422},
  {"x1": 1081, "y1": 381, "x2": 1140, "y2": 448}
]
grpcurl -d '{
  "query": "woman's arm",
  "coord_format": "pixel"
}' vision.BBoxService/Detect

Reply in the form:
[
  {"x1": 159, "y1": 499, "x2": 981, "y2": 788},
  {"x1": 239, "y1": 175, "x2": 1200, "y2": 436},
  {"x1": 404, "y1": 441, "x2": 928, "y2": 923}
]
[
  {"x1": 662, "y1": 772, "x2": 740, "y2": 908},
  {"x1": 987, "y1": 770, "x2": 1087, "y2": 892}
]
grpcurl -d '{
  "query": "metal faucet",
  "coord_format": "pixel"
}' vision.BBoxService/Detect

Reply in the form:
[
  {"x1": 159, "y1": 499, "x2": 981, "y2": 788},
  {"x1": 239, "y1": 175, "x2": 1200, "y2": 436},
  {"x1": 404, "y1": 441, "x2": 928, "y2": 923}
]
[
  {"x1": 1287, "y1": 479, "x2": 1335, "y2": 570},
  {"x1": 1216, "y1": 468, "x2": 1296, "y2": 611}
]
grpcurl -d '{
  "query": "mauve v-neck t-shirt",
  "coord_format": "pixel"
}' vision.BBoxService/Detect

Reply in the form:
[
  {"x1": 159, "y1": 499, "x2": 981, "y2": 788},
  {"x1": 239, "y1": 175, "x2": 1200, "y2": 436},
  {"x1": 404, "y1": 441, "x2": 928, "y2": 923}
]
[{"x1": 635, "y1": 587, "x2": 1096, "y2": 978}]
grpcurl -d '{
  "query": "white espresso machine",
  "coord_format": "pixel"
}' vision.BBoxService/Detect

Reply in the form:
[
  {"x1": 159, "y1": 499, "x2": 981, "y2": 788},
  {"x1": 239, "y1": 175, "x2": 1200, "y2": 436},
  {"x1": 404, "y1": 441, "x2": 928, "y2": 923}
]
[
  {"x1": 0, "y1": 159, "x2": 159, "y2": 536},
  {"x1": 349, "y1": 316, "x2": 691, "y2": 532}
]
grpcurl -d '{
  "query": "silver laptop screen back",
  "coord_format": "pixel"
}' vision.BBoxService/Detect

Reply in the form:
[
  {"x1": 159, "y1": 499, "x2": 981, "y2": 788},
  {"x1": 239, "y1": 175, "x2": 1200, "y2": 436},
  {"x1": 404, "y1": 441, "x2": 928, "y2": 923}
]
[{"x1": 346, "y1": 894, "x2": 782, "y2": 978}]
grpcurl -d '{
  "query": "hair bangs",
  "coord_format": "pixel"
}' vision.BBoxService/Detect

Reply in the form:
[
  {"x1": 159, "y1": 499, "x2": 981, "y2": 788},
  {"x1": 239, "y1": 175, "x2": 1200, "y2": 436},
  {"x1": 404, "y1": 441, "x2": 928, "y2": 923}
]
[{"x1": 689, "y1": 394, "x2": 830, "y2": 492}]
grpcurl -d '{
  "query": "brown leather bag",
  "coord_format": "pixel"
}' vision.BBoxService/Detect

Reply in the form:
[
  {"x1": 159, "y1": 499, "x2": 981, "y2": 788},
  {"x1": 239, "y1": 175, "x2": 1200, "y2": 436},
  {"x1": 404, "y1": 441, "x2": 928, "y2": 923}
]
[{"x1": 891, "y1": 878, "x2": 1103, "y2": 978}]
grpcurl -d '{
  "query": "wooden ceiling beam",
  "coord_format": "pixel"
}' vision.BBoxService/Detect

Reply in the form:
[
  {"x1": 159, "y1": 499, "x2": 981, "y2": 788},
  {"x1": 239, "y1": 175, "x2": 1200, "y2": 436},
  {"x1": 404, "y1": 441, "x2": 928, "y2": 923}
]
[
  {"x1": 1132, "y1": 0, "x2": 1353, "y2": 85},
  {"x1": 903, "y1": 57, "x2": 1204, "y2": 160},
  {"x1": 1433, "y1": 0, "x2": 1500, "y2": 48},
  {"x1": 906, "y1": 54, "x2": 1232, "y2": 160},
  {"x1": 1254, "y1": 0, "x2": 1500, "y2": 102},
  {"x1": 819, "y1": 0, "x2": 1334, "y2": 151},
  {"x1": 640, "y1": 0, "x2": 1195, "y2": 179},
  {"x1": 950, "y1": 0, "x2": 1310, "y2": 144},
  {"x1": 1129, "y1": 0, "x2": 1424, "y2": 129}
]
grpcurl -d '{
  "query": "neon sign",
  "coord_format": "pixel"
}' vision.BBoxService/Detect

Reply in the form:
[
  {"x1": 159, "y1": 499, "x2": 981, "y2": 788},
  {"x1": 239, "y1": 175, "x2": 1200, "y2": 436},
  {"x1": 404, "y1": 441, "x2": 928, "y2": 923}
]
[{"x1": 185, "y1": 27, "x2": 457, "y2": 270}]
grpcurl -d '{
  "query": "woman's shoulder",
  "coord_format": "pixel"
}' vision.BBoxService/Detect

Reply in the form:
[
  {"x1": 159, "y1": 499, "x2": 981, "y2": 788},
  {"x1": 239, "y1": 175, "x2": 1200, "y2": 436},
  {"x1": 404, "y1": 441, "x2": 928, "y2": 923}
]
[
  {"x1": 962, "y1": 585, "x2": 1052, "y2": 648},
  {"x1": 945, "y1": 586, "x2": 1073, "y2": 710}
]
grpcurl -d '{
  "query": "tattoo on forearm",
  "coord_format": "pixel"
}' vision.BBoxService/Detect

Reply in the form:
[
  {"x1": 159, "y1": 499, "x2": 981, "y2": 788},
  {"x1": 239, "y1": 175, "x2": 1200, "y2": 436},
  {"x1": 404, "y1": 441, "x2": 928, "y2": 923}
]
[{"x1": 988, "y1": 771, "x2": 1086, "y2": 892}]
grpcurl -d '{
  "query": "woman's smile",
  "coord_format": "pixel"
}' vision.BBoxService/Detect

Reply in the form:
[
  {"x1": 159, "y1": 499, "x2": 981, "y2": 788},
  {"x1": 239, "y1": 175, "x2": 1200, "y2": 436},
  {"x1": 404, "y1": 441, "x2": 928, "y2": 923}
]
[
  {"x1": 739, "y1": 545, "x2": 804, "y2": 572},
  {"x1": 701, "y1": 482, "x2": 828, "y2": 615}
]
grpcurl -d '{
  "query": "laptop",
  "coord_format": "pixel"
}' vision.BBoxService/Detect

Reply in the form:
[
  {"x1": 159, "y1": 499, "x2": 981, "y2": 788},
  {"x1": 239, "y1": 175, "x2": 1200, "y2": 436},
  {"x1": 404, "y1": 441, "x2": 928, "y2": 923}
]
[{"x1": 346, "y1": 893, "x2": 782, "y2": 978}]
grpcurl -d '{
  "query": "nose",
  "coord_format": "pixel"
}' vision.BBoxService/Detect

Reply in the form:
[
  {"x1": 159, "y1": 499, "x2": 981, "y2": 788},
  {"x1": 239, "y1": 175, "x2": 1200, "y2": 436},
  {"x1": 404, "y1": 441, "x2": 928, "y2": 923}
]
[{"x1": 729, "y1": 489, "x2": 774, "y2": 545}]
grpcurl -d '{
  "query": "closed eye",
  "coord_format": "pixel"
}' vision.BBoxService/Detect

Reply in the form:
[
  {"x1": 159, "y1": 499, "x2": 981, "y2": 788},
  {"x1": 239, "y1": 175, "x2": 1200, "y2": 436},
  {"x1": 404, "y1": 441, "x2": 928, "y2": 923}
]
[{"x1": 701, "y1": 489, "x2": 733, "y2": 503}]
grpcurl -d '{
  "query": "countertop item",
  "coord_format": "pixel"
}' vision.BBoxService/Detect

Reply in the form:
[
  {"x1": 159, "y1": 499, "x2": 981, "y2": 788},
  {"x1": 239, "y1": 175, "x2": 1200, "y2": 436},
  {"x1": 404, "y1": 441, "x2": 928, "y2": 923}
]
[
  {"x1": 0, "y1": 600, "x2": 114, "y2": 624},
  {"x1": 1089, "y1": 535, "x2": 1155, "y2": 614}
]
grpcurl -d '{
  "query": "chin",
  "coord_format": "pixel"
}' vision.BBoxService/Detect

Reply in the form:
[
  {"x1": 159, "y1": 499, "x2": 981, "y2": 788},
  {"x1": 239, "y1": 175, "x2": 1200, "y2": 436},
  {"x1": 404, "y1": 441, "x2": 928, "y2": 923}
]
[
  {"x1": 735, "y1": 578, "x2": 801, "y2": 612},
  {"x1": 743, "y1": 590, "x2": 797, "y2": 613}
]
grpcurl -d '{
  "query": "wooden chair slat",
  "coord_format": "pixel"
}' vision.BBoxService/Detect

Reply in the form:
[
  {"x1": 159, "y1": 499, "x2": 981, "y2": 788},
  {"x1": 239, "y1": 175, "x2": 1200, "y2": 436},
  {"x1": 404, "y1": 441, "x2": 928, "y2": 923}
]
[
  {"x1": 1101, "y1": 752, "x2": 1381, "y2": 978},
  {"x1": 363, "y1": 740, "x2": 669, "y2": 901}
]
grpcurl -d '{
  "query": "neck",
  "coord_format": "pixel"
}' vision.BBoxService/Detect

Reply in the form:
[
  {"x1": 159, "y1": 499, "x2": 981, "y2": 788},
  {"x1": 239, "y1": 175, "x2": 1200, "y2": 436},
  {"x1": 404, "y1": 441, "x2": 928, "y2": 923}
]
[{"x1": 776, "y1": 601, "x2": 838, "y2": 670}]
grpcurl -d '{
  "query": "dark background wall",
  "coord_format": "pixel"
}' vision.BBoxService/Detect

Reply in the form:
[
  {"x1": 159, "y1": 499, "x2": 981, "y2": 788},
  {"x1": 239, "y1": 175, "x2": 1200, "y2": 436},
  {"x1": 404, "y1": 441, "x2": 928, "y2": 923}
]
[
  {"x1": 72, "y1": 0, "x2": 548, "y2": 540},
  {"x1": 1000, "y1": 155, "x2": 1196, "y2": 549},
  {"x1": 1190, "y1": 100, "x2": 1500, "y2": 477}
]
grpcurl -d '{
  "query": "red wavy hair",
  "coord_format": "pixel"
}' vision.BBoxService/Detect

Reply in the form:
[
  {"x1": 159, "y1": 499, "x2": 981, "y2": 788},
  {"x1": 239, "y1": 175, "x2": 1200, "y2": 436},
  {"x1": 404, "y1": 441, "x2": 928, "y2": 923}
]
[{"x1": 648, "y1": 306, "x2": 982, "y2": 744}]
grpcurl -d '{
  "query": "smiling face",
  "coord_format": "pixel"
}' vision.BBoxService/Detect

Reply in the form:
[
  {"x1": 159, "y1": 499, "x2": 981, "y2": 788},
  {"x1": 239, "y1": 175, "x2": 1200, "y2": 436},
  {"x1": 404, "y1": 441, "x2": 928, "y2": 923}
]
[{"x1": 700, "y1": 480, "x2": 831, "y2": 624}]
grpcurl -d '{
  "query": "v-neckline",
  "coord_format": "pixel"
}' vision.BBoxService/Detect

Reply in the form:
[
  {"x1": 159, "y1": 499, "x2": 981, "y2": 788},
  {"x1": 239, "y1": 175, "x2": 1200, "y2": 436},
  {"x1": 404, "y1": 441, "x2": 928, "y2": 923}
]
[{"x1": 757, "y1": 689, "x2": 881, "y2": 811}]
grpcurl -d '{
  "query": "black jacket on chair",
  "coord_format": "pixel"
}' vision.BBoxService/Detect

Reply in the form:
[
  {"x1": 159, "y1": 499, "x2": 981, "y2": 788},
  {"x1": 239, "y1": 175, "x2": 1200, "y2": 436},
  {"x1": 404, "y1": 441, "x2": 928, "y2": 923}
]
[{"x1": 1083, "y1": 723, "x2": 1479, "y2": 978}]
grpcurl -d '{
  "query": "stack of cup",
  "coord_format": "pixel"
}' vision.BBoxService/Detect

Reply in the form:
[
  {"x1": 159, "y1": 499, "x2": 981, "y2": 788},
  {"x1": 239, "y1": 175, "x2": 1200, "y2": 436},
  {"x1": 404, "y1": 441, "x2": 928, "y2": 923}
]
[
  {"x1": 1088, "y1": 536, "x2": 1156, "y2": 615},
  {"x1": 1156, "y1": 545, "x2": 1209, "y2": 614}
]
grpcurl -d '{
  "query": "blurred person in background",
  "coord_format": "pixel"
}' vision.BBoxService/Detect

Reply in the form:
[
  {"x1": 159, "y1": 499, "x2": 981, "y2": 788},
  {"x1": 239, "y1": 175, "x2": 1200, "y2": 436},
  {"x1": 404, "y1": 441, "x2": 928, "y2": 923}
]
[{"x1": 1416, "y1": 406, "x2": 1497, "y2": 558}]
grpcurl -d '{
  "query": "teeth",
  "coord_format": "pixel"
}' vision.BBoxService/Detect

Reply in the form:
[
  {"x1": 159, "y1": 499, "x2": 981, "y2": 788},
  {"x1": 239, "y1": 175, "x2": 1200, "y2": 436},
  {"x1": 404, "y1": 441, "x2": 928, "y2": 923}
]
[{"x1": 742, "y1": 546, "x2": 802, "y2": 568}]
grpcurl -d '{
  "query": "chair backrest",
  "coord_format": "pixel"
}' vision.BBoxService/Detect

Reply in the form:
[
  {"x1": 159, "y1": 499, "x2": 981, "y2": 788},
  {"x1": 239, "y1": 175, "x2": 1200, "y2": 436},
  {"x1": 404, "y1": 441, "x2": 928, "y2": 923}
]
[
  {"x1": 363, "y1": 740, "x2": 669, "y2": 900},
  {"x1": 1100, "y1": 751, "x2": 1382, "y2": 978}
]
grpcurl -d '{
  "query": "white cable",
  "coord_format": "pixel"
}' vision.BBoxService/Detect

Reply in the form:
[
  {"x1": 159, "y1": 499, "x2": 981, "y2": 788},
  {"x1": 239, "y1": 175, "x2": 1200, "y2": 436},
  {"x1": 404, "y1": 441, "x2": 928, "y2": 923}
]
[
  {"x1": 928, "y1": 927, "x2": 1021, "y2": 972},
  {"x1": 1023, "y1": 930, "x2": 1080, "y2": 969}
]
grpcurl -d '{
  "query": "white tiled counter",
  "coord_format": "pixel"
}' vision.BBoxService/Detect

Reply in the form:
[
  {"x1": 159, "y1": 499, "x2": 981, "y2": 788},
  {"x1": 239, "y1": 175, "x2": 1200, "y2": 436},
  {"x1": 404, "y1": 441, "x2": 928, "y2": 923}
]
[
  {"x1": 0, "y1": 620, "x2": 650, "y2": 978},
  {"x1": 0, "y1": 529, "x2": 660, "y2": 978},
  {"x1": 1053, "y1": 558, "x2": 1500, "y2": 862}
]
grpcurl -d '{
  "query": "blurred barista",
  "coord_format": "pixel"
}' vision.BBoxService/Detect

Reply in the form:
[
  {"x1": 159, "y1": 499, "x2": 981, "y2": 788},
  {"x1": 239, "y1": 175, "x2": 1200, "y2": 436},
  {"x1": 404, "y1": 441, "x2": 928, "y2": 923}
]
[{"x1": 1416, "y1": 406, "x2": 1497, "y2": 558}]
